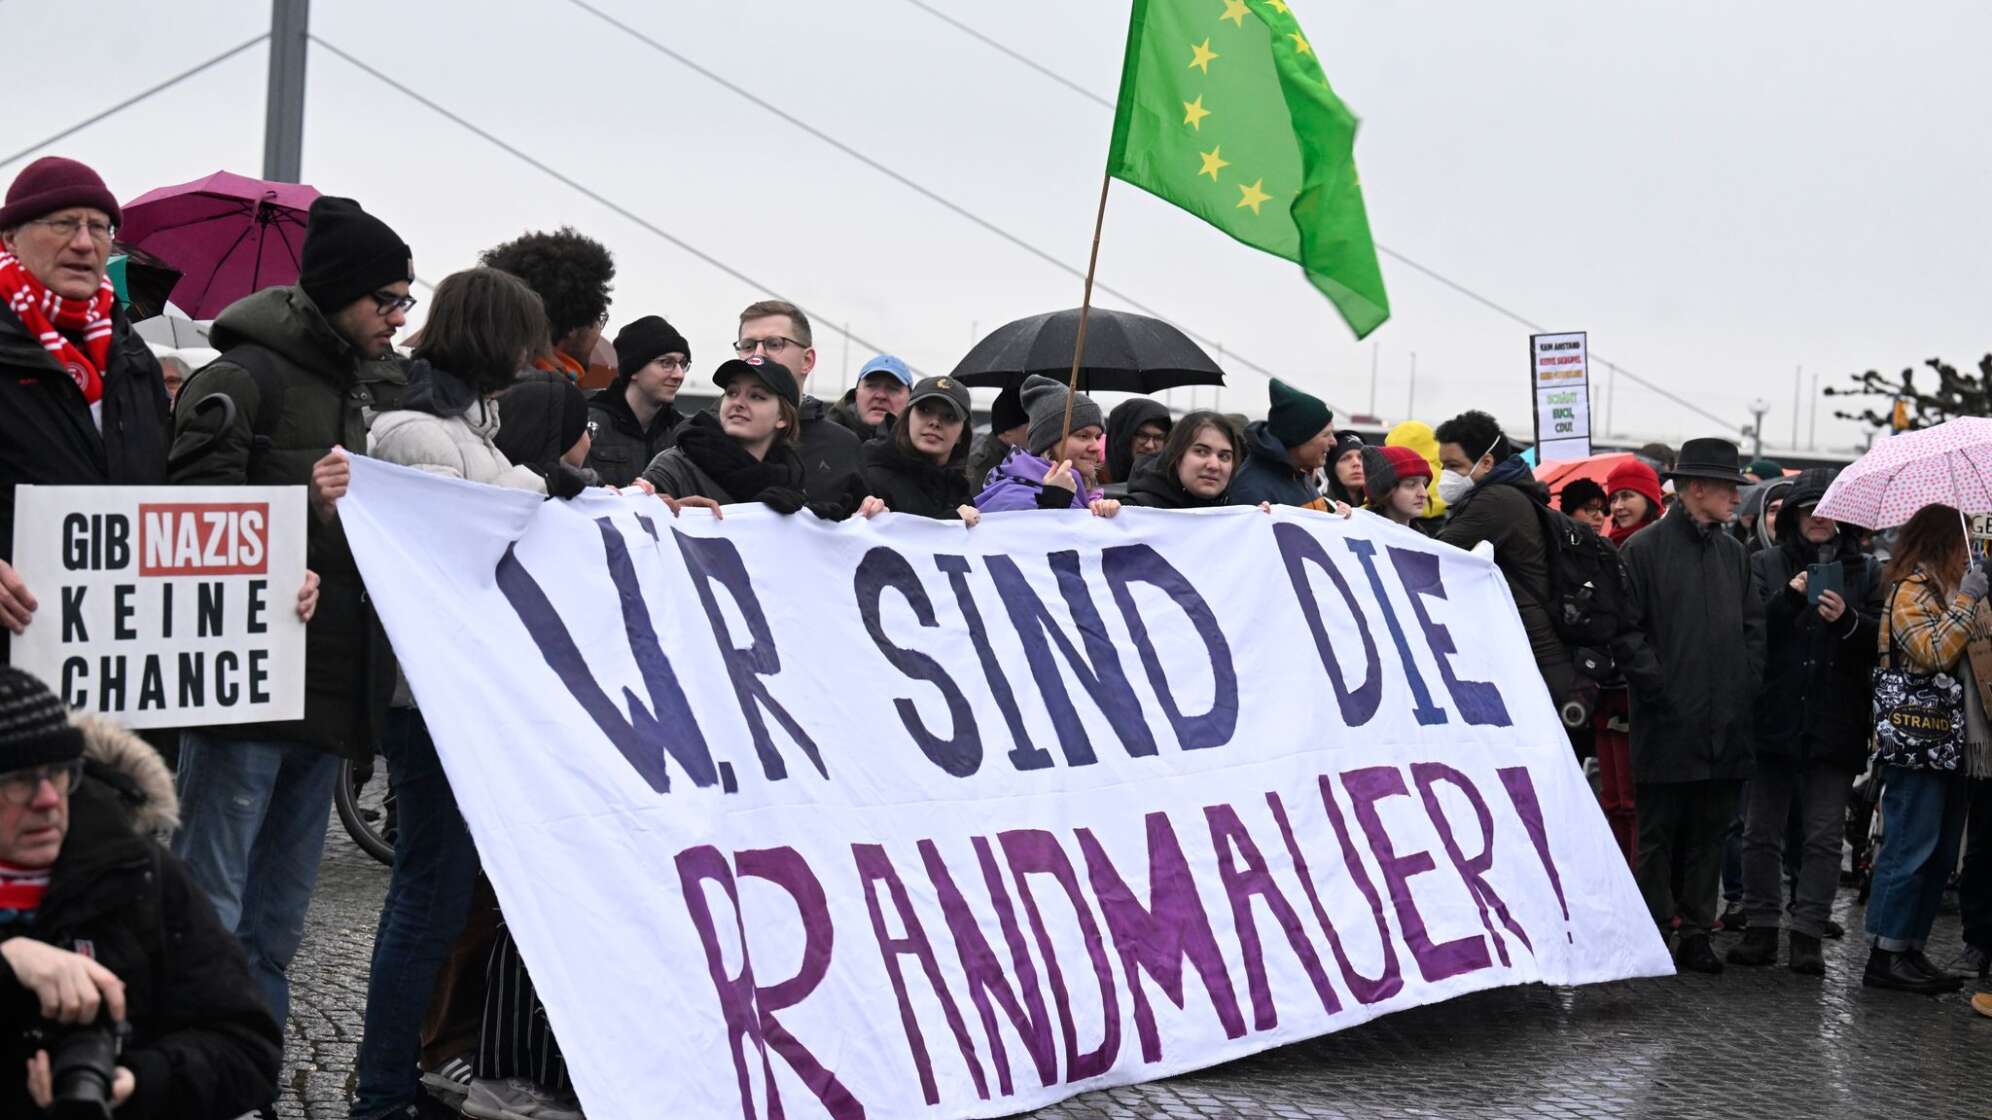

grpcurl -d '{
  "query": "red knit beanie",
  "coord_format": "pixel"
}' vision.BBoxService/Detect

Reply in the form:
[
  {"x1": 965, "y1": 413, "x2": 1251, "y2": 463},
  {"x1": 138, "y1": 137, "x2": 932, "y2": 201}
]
[
  {"x1": 1378, "y1": 443, "x2": 1431, "y2": 485},
  {"x1": 0, "y1": 156, "x2": 121, "y2": 230},
  {"x1": 1604, "y1": 458, "x2": 1663, "y2": 508}
]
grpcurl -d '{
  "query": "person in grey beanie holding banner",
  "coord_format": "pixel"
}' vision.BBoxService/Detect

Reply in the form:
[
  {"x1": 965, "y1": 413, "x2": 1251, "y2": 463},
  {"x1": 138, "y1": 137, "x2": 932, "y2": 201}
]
[{"x1": 971, "y1": 374, "x2": 1121, "y2": 517}]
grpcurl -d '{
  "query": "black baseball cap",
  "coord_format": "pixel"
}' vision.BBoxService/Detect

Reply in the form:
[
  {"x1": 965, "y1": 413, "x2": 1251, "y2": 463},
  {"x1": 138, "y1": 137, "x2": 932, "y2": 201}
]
[
  {"x1": 713, "y1": 356, "x2": 800, "y2": 409},
  {"x1": 905, "y1": 375, "x2": 971, "y2": 423}
]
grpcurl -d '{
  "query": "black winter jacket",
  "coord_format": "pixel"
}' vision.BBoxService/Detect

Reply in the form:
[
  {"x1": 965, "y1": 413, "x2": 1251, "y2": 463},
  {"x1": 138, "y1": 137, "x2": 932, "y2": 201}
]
[
  {"x1": 1749, "y1": 472, "x2": 1880, "y2": 771},
  {"x1": 0, "y1": 302, "x2": 169, "y2": 569},
  {"x1": 1436, "y1": 457, "x2": 1578, "y2": 704},
  {"x1": 1620, "y1": 503, "x2": 1767, "y2": 783},
  {"x1": 860, "y1": 437, "x2": 972, "y2": 520},
  {"x1": 166, "y1": 286, "x2": 407, "y2": 758},
  {"x1": 1122, "y1": 464, "x2": 1228, "y2": 510},
  {"x1": 796, "y1": 396, "x2": 864, "y2": 505},
  {"x1": 583, "y1": 380, "x2": 683, "y2": 488},
  {"x1": 2, "y1": 719, "x2": 281, "y2": 1120},
  {"x1": 1228, "y1": 421, "x2": 1319, "y2": 508}
]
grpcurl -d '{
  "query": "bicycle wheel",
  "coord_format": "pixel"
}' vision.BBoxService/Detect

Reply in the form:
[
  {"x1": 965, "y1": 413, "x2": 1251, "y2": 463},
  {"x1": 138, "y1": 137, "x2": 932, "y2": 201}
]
[{"x1": 335, "y1": 754, "x2": 397, "y2": 866}]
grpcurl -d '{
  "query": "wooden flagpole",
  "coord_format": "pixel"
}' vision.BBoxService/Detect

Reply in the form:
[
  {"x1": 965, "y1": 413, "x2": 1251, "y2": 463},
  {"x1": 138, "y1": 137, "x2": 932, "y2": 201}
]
[{"x1": 1058, "y1": 172, "x2": 1113, "y2": 444}]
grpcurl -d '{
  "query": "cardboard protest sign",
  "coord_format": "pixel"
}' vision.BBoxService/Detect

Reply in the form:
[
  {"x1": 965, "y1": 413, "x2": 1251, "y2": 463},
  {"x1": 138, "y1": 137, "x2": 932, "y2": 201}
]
[
  {"x1": 12, "y1": 486, "x2": 307, "y2": 729},
  {"x1": 340, "y1": 457, "x2": 1670, "y2": 1120},
  {"x1": 1531, "y1": 332, "x2": 1592, "y2": 463}
]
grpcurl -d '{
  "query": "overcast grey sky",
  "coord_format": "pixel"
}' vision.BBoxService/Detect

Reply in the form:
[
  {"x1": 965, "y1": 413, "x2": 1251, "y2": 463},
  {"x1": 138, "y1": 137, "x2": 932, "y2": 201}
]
[{"x1": 9, "y1": 0, "x2": 1989, "y2": 452}]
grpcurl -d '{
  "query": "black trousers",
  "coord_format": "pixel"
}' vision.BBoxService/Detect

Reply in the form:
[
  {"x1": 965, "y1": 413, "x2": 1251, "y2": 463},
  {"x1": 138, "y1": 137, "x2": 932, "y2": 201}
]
[
  {"x1": 1964, "y1": 777, "x2": 1992, "y2": 950},
  {"x1": 1636, "y1": 779, "x2": 1742, "y2": 939}
]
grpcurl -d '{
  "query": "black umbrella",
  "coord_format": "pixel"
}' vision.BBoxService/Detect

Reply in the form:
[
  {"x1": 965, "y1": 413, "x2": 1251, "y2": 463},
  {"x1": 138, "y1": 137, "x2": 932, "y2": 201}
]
[{"x1": 948, "y1": 307, "x2": 1225, "y2": 393}]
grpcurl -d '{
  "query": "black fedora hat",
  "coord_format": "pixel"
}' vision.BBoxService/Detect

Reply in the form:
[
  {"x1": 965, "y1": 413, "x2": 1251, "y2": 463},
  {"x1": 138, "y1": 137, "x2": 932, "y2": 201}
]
[{"x1": 1666, "y1": 437, "x2": 1750, "y2": 485}]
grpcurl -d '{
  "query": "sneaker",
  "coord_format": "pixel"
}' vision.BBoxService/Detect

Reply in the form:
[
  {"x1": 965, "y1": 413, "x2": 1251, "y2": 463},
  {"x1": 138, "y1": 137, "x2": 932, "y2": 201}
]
[
  {"x1": 1947, "y1": 943, "x2": 1991, "y2": 978},
  {"x1": 462, "y1": 1078, "x2": 583, "y2": 1120},
  {"x1": 421, "y1": 1055, "x2": 474, "y2": 1103},
  {"x1": 1676, "y1": 935, "x2": 1724, "y2": 974},
  {"x1": 1726, "y1": 927, "x2": 1778, "y2": 967},
  {"x1": 1822, "y1": 918, "x2": 1845, "y2": 939},
  {"x1": 1974, "y1": 992, "x2": 1992, "y2": 1019},
  {"x1": 1716, "y1": 906, "x2": 1747, "y2": 933}
]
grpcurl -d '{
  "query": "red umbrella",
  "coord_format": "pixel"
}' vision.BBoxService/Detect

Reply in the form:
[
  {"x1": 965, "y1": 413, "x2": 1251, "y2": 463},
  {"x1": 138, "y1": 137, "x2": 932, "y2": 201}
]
[
  {"x1": 118, "y1": 171, "x2": 320, "y2": 319},
  {"x1": 1535, "y1": 451, "x2": 1636, "y2": 500}
]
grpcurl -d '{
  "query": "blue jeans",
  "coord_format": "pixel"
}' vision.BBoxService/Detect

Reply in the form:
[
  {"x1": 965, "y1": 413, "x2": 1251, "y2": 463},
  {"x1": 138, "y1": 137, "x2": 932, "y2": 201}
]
[
  {"x1": 1864, "y1": 765, "x2": 1969, "y2": 947},
  {"x1": 173, "y1": 729, "x2": 341, "y2": 1028},
  {"x1": 353, "y1": 709, "x2": 478, "y2": 1120}
]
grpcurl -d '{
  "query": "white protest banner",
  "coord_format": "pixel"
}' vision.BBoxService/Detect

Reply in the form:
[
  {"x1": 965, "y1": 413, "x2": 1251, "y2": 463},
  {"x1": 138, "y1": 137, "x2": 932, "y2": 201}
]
[
  {"x1": 340, "y1": 456, "x2": 1671, "y2": 1120},
  {"x1": 1531, "y1": 331, "x2": 1592, "y2": 462},
  {"x1": 12, "y1": 485, "x2": 307, "y2": 729}
]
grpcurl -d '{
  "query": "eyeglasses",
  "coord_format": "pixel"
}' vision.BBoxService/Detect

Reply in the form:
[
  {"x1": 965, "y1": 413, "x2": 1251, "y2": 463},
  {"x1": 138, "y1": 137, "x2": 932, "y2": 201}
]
[
  {"x1": 0, "y1": 759, "x2": 83, "y2": 807},
  {"x1": 372, "y1": 291, "x2": 418, "y2": 315},
  {"x1": 733, "y1": 336, "x2": 804, "y2": 356},
  {"x1": 28, "y1": 216, "x2": 116, "y2": 245},
  {"x1": 653, "y1": 356, "x2": 690, "y2": 372}
]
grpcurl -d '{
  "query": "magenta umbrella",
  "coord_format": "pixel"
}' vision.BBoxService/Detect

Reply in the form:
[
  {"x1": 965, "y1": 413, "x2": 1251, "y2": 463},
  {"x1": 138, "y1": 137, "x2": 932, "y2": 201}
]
[{"x1": 118, "y1": 171, "x2": 320, "y2": 319}]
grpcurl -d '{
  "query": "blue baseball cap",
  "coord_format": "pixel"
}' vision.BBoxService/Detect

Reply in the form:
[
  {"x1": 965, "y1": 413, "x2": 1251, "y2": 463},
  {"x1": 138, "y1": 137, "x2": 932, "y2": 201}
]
[{"x1": 857, "y1": 353, "x2": 913, "y2": 389}]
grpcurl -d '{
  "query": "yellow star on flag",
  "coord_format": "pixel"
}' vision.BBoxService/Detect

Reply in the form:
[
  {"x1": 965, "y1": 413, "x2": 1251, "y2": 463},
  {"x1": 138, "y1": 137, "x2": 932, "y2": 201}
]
[
  {"x1": 1263, "y1": 0, "x2": 1289, "y2": 13},
  {"x1": 1197, "y1": 145, "x2": 1229, "y2": 180},
  {"x1": 1182, "y1": 95, "x2": 1211, "y2": 130},
  {"x1": 1220, "y1": 0, "x2": 1249, "y2": 27},
  {"x1": 1289, "y1": 32, "x2": 1312, "y2": 55},
  {"x1": 1235, "y1": 178, "x2": 1271, "y2": 214},
  {"x1": 1188, "y1": 38, "x2": 1220, "y2": 74}
]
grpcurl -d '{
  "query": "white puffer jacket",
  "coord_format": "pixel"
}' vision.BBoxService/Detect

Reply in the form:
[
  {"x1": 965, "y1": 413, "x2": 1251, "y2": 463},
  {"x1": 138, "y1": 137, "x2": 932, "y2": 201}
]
[{"x1": 368, "y1": 397, "x2": 546, "y2": 494}]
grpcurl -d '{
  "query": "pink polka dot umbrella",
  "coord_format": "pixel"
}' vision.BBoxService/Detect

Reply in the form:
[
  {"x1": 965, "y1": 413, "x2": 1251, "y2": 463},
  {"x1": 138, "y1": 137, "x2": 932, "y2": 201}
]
[{"x1": 1813, "y1": 417, "x2": 1992, "y2": 529}]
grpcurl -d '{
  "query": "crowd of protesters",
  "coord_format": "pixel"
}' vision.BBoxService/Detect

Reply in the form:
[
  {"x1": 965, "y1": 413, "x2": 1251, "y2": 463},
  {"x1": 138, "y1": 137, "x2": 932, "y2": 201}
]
[{"x1": 0, "y1": 153, "x2": 1989, "y2": 1119}]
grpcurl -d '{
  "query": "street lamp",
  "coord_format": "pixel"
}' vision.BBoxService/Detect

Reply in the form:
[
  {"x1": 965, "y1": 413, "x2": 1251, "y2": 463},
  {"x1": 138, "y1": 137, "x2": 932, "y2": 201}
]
[{"x1": 1748, "y1": 398, "x2": 1770, "y2": 457}]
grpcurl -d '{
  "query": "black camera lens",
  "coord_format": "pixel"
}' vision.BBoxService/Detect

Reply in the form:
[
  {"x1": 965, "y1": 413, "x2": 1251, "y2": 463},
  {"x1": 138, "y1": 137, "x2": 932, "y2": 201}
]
[{"x1": 46, "y1": 1020, "x2": 124, "y2": 1120}]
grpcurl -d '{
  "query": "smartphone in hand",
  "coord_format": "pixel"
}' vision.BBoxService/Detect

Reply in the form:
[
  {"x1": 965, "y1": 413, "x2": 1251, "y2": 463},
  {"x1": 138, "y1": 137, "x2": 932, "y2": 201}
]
[{"x1": 1806, "y1": 560, "x2": 1843, "y2": 606}]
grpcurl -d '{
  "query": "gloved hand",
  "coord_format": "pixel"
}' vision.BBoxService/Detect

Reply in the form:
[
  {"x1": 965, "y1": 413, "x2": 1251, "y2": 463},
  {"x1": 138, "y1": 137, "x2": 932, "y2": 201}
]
[
  {"x1": 805, "y1": 498, "x2": 854, "y2": 523},
  {"x1": 755, "y1": 486, "x2": 808, "y2": 515},
  {"x1": 1961, "y1": 566, "x2": 1989, "y2": 602},
  {"x1": 544, "y1": 461, "x2": 591, "y2": 501}
]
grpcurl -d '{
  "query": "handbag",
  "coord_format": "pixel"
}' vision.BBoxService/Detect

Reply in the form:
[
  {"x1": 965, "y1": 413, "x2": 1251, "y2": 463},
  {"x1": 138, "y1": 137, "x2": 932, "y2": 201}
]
[{"x1": 1872, "y1": 580, "x2": 1967, "y2": 772}]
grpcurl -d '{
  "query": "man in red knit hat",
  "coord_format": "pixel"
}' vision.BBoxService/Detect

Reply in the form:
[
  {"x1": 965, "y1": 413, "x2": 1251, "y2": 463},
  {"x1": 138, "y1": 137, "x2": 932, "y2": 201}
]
[{"x1": 0, "y1": 156, "x2": 170, "y2": 655}]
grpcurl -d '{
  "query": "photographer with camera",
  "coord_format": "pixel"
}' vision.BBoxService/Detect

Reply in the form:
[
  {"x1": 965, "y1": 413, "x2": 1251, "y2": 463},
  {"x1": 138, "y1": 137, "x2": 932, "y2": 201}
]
[{"x1": 0, "y1": 667, "x2": 279, "y2": 1118}]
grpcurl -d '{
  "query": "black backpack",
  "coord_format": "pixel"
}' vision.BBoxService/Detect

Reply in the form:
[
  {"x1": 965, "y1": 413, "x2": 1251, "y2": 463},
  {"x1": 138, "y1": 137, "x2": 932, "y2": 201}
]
[{"x1": 1527, "y1": 500, "x2": 1633, "y2": 682}]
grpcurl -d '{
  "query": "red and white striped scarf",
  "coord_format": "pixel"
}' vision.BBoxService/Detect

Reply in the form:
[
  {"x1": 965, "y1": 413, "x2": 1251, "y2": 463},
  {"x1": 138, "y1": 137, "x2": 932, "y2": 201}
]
[
  {"x1": 0, "y1": 860, "x2": 49, "y2": 919},
  {"x1": 0, "y1": 249, "x2": 115, "y2": 414}
]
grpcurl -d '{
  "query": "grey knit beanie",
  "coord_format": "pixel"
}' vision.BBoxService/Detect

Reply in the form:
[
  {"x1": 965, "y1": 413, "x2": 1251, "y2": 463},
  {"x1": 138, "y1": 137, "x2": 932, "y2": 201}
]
[{"x1": 1022, "y1": 374, "x2": 1105, "y2": 456}]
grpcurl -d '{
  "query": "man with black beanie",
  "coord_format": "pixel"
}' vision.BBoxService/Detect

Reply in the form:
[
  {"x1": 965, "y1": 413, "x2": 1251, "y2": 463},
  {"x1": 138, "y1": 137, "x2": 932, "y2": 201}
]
[
  {"x1": 1231, "y1": 378, "x2": 1333, "y2": 507},
  {"x1": 0, "y1": 667, "x2": 281, "y2": 1119},
  {"x1": 585, "y1": 314, "x2": 690, "y2": 487},
  {"x1": 966, "y1": 379, "x2": 1031, "y2": 489},
  {"x1": 165, "y1": 194, "x2": 414, "y2": 1039}
]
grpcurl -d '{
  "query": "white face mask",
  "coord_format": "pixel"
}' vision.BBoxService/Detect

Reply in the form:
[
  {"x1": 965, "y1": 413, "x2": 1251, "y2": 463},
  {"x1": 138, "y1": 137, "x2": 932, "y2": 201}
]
[
  {"x1": 1436, "y1": 435, "x2": 1501, "y2": 506},
  {"x1": 1435, "y1": 470, "x2": 1475, "y2": 506}
]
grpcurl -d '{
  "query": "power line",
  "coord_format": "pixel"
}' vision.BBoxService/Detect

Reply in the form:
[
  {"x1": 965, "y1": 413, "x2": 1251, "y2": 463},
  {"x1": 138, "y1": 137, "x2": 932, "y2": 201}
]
[
  {"x1": 555, "y1": 0, "x2": 1342, "y2": 414},
  {"x1": 893, "y1": 0, "x2": 1742, "y2": 435},
  {"x1": 1, "y1": 34, "x2": 270, "y2": 170},
  {"x1": 308, "y1": 36, "x2": 920, "y2": 377}
]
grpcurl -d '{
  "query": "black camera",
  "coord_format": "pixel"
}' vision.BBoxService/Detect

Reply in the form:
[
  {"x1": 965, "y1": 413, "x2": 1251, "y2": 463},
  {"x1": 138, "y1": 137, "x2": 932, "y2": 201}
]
[{"x1": 38, "y1": 1017, "x2": 128, "y2": 1120}]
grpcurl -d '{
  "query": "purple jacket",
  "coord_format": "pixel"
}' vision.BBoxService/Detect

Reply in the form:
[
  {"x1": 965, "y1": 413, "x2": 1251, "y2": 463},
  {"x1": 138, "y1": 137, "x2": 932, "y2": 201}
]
[{"x1": 974, "y1": 446, "x2": 1099, "y2": 512}]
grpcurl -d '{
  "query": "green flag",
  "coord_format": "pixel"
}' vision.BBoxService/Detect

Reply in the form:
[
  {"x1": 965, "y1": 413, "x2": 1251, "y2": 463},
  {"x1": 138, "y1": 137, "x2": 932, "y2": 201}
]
[{"x1": 1107, "y1": 0, "x2": 1389, "y2": 338}]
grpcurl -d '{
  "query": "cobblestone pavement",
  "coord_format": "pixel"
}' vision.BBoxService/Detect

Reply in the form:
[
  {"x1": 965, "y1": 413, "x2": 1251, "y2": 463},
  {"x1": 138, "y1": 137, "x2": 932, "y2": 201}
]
[{"x1": 283, "y1": 825, "x2": 1986, "y2": 1120}]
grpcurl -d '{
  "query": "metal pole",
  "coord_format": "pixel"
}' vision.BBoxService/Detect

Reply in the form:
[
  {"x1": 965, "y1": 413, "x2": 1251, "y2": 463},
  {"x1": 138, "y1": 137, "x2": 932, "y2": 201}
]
[
  {"x1": 1605, "y1": 360, "x2": 1616, "y2": 439},
  {"x1": 262, "y1": 0, "x2": 310, "y2": 182},
  {"x1": 841, "y1": 322, "x2": 851, "y2": 395},
  {"x1": 1791, "y1": 365, "x2": 1801, "y2": 448},
  {"x1": 1407, "y1": 351, "x2": 1417, "y2": 418},
  {"x1": 1368, "y1": 342, "x2": 1379, "y2": 415},
  {"x1": 1809, "y1": 372, "x2": 1820, "y2": 449}
]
